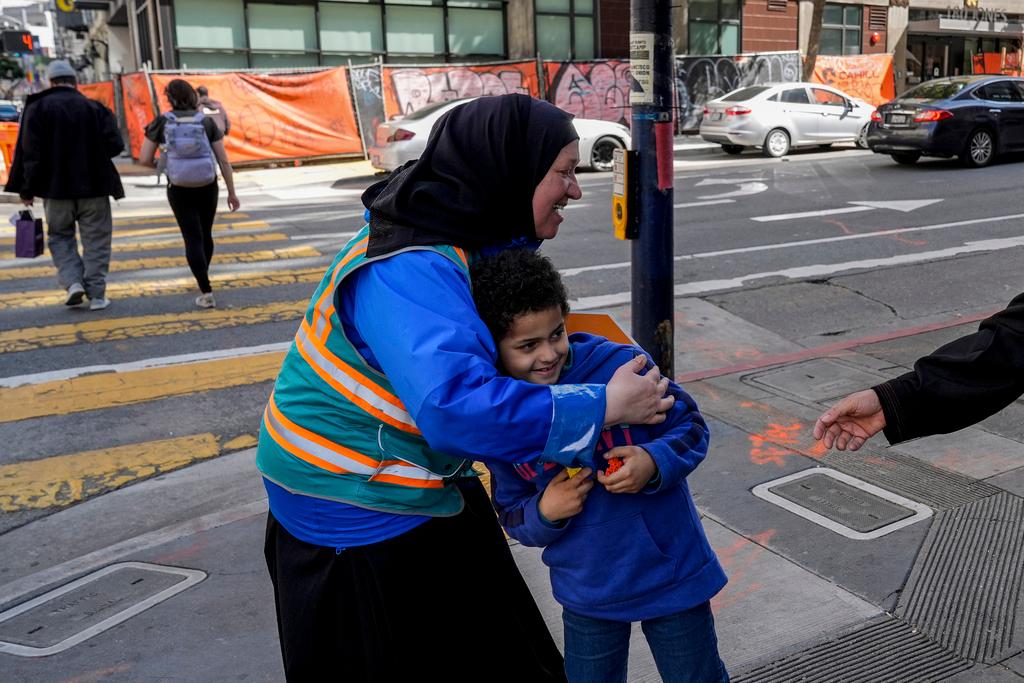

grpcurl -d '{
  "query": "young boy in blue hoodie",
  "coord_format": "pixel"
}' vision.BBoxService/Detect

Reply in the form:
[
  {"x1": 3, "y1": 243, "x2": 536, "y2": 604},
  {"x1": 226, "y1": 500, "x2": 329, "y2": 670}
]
[{"x1": 471, "y1": 249, "x2": 729, "y2": 683}]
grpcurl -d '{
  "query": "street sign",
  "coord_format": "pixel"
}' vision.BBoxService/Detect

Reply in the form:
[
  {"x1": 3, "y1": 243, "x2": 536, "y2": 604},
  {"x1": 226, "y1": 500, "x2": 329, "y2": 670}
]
[{"x1": 1, "y1": 31, "x2": 34, "y2": 55}]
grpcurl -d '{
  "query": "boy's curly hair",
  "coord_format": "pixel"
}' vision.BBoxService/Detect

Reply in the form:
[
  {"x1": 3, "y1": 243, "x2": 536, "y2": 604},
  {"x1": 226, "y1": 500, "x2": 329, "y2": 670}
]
[{"x1": 471, "y1": 249, "x2": 570, "y2": 342}]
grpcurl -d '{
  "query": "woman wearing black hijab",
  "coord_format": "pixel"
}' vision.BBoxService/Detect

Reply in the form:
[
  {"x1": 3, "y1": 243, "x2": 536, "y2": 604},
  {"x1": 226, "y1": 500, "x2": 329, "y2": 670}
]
[{"x1": 257, "y1": 94, "x2": 672, "y2": 681}]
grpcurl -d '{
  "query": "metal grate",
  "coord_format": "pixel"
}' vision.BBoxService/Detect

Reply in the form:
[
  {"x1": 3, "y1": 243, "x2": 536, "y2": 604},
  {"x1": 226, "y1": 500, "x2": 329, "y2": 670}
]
[
  {"x1": 734, "y1": 617, "x2": 972, "y2": 682},
  {"x1": 767, "y1": 0, "x2": 787, "y2": 11},
  {"x1": 896, "y1": 492, "x2": 1024, "y2": 663}
]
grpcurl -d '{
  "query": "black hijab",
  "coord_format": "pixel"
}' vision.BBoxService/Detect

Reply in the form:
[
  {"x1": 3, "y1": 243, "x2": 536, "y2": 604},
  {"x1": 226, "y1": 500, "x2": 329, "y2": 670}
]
[{"x1": 361, "y1": 94, "x2": 579, "y2": 258}]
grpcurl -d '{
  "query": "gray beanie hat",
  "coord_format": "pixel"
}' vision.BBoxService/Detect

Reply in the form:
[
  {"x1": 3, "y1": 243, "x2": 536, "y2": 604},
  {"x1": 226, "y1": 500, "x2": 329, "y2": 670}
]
[{"x1": 46, "y1": 60, "x2": 76, "y2": 81}]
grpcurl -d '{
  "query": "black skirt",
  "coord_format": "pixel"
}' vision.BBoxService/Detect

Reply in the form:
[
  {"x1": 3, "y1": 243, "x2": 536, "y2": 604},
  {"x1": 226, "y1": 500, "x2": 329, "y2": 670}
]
[{"x1": 264, "y1": 477, "x2": 567, "y2": 682}]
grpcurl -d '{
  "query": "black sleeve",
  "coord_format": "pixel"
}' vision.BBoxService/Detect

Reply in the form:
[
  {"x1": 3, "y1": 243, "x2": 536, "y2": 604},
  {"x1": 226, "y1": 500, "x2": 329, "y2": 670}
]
[
  {"x1": 97, "y1": 103, "x2": 124, "y2": 157},
  {"x1": 873, "y1": 291, "x2": 1024, "y2": 444},
  {"x1": 203, "y1": 118, "x2": 224, "y2": 143},
  {"x1": 144, "y1": 115, "x2": 165, "y2": 143}
]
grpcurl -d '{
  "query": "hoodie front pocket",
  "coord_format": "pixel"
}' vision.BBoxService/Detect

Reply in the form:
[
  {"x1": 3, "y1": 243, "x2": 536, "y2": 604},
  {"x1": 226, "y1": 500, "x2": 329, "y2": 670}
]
[{"x1": 543, "y1": 512, "x2": 678, "y2": 608}]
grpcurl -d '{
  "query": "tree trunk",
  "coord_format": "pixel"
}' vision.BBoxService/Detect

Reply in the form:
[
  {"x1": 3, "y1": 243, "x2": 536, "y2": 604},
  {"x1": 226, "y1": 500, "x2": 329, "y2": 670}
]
[{"x1": 802, "y1": 0, "x2": 827, "y2": 81}]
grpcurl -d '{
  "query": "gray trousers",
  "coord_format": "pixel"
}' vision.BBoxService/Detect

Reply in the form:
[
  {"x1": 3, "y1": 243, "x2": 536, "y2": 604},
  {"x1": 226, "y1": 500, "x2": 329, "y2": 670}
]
[{"x1": 43, "y1": 197, "x2": 113, "y2": 300}]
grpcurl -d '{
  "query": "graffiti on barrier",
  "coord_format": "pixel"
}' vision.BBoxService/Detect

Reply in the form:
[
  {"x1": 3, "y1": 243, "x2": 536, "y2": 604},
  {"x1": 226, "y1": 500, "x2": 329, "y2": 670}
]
[
  {"x1": 544, "y1": 60, "x2": 633, "y2": 125},
  {"x1": 350, "y1": 65, "x2": 386, "y2": 152},
  {"x1": 383, "y1": 62, "x2": 538, "y2": 118},
  {"x1": 675, "y1": 52, "x2": 801, "y2": 131}
]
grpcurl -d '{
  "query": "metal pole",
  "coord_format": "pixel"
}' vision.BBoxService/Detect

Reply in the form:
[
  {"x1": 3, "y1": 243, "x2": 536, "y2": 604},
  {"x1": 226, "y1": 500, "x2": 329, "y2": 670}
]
[{"x1": 629, "y1": 0, "x2": 674, "y2": 375}]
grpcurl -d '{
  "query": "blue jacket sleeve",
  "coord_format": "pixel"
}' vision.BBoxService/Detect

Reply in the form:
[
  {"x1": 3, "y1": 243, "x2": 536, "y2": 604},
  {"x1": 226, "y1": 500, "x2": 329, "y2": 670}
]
[
  {"x1": 490, "y1": 464, "x2": 573, "y2": 547},
  {"x1": 640, "y1": 379, "x2": 709, "y2": 493},
  {"x1": 344, "y1": 251, "x2": 605, "y2": 466}
]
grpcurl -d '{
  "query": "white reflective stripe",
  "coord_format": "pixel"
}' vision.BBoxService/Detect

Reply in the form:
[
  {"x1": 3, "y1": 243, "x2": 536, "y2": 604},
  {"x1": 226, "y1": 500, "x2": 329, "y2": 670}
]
[
  {"x1": 267, "y1": 400, "x2": 444, "y2": 484},
  {"x1": 265, "y1": 401, "x2": 376, "y2": 476},
  {"x1": 376, "y1": 462, "x2": 446, "y2": 482},
  {"x1": 295, "y1": 324, "x2": 418, "y2": 429}
]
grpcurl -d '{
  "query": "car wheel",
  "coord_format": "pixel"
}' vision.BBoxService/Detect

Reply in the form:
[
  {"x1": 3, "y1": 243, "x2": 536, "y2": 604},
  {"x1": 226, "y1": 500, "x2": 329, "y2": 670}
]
[
  {"x1": 855, "y1": 125, "x2": 870, "y2": 149},
  {"x1": 590, "y1": 136, "x2": 624, "y2": 171},
  {"x1": 961, "y1": 128, "x2": 995, "y2": 168},
  {"x1": 763, "y1": 128, "x2": 790, "y2": 158},
  {"x1": 722, "y1": 144, "x2": 744, "y2": 155},
  {"x1": 891, "y1": 152, "x2": 921, "y2": 165}
]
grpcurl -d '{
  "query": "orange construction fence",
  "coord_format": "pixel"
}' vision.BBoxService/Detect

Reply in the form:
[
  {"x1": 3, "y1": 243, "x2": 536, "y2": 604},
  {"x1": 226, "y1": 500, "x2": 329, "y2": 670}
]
[
  {"x1": 972, "y1": 52, "x2": 1021, "y2": 76},
  {"x1": 80, "y1": 81, "x2": 116, "y2": 112},
  {"x1": 150, "y1": 70, "x2": 362, "y2": 164},
  {"x1": 811, "y1": 54, "x2": 895, "y2": 106},
  {"x1": 0, "y1": 122, "x2": 17, "y2": 186},
  {"x1": 121, "y1": 72, "x2": 156, "y2": 160}
]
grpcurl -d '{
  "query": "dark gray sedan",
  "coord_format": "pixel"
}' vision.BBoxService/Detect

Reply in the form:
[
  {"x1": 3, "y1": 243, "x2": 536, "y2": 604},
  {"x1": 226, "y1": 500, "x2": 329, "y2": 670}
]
[{"x1": 867, "y1": 75, "x2": 1024, "y2": 168}]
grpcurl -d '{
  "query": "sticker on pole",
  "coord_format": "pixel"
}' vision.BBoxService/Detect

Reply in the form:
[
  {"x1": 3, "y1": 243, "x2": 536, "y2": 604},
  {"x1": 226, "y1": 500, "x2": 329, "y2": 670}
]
[{"x1": 629, "y1": 33, "x2": 655, "y2": 105}]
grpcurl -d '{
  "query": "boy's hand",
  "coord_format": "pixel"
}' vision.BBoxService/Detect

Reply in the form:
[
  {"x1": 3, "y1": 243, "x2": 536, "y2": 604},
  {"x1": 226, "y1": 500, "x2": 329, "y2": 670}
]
[
  {"x1": 539, "y1": 468, "x2": 594, "y2": 522},
  {"x1": 597, "y1": 446, "x2": 657, "y2": 494}
]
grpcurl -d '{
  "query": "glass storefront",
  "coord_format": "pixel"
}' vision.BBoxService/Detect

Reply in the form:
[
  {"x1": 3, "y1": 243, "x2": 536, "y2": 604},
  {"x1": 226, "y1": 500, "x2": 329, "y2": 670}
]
[
  {"x1": 907, "y1": 9, "x2": 1023, "y2": 85},
  {"x1": 172, "y1": 0, "x2": 507, "y2": 68}
]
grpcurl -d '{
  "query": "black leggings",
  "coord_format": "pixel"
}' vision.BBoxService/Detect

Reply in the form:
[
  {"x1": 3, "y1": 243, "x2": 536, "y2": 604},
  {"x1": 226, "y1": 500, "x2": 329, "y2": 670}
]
[{"x1": 167, "y1": 181, "x2": 219, "y2": 293}]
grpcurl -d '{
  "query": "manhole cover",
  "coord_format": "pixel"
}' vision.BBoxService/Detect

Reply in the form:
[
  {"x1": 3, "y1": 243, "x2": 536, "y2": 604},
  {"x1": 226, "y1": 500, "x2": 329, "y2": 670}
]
[
  {"x1": 0, "y1": 561, "x2": 205, "y2": 657},
  {"x1": 745, "y1": 359, "x2": 886, "y2": 403},
  {"x1": 752, "y1": 468, "x2": 932, "y2": 540}
]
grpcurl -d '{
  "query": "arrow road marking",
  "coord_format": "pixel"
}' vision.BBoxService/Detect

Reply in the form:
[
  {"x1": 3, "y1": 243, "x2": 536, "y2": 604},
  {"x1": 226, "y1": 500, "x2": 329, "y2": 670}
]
[
  {"x1": 695, "y1": 177, "x2": 768, "y2": 200},
  {"x1": 752, "y1": 199, "x2": 944, "y2": 222}
]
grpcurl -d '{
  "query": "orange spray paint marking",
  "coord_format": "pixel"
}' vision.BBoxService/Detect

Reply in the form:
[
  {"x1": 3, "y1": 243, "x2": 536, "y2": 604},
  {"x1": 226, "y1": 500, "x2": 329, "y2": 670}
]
[
  {"x1": 712, "y1": 529, "x2": 776, "y2": 610},
  {"x1": 748, "y1": 422, "x2": 804, "y2": 467}
]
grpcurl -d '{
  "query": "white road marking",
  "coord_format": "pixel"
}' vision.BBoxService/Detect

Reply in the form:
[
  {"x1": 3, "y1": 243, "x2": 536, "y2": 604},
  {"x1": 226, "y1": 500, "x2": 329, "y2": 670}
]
[
  {"x1": 675, "y1": 199, "x2": 735, "y2": 209},
  {"x1": 694, "y1": 177, "x2": 769, "y2": 200},
  {"x1": 290, "y1": 232, "x2": 359, "y2": 240},
  {"x1": 753, "y1": 199, "x2": 944, "y2": 222},
  {"x1": 570, "y1": 233, "x2": 1024, "y2": 310}
]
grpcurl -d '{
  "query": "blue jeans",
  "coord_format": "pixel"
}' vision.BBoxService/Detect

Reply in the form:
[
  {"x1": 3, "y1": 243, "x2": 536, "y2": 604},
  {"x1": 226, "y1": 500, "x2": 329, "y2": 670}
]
[{"x1": 562, "y1": 602, "x2": 729, "y2": 683}]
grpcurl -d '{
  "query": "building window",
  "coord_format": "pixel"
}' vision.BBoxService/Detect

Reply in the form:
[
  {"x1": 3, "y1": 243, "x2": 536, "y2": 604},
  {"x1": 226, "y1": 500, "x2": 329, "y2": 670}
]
[
  {"x1": 535, "y1": 0, "x2": 595, "y2": 60},
  {"x1": 688, "y1": 0, "x2": 740, "y2": 55},
  {"x1": 172, "y1": 0, "x2": 506, "y2": 68},
  {"x1": 821, "y1": 3, "x2": 862, "y2": 56}
]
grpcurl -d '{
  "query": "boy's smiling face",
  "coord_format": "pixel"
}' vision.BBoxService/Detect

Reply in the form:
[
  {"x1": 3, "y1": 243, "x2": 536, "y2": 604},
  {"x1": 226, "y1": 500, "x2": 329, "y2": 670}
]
[{"x1": 498, "y1": 305, "x2": 569, "y2": 385}]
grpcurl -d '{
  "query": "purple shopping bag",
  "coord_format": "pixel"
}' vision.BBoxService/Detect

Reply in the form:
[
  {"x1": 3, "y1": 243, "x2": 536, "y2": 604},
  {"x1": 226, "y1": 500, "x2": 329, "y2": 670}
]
[{"x1": 14, "y1": 210, "x2": 43, "y2": 258}]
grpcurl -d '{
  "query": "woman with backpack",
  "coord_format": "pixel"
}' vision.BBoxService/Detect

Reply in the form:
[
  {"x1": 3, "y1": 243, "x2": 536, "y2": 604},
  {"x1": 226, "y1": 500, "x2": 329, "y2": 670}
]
[{"x1": 139, "y1": 79, "x2": 240, "y2": 309}]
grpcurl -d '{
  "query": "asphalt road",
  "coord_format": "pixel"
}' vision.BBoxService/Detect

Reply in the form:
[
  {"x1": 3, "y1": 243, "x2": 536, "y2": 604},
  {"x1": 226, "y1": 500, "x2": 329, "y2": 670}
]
[{"x1": 1, "y1": 142, "x2": 1021, "y2": 534}]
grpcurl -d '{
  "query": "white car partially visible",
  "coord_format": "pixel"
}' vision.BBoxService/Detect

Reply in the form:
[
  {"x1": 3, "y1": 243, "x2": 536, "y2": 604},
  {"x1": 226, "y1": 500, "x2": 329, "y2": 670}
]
[{"x1": 370, "y1": 97, "x2": 631, "y2": 172}]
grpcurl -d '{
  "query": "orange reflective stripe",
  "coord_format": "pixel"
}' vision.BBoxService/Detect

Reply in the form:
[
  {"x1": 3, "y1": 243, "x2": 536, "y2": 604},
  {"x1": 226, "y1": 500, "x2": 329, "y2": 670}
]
[
  {"x1": 294, "y1": 322, "x2": 420, "y2": 435},
  {"x1": 266, "y1": 396, "x2": 446, "y2": 489},
  {"x1": 311, "y1": 235, "x2": 368, "y2": 339},
  {"x1": 453, "y1": 247, "x2": 469, "y2": 270},
  {"x1": 310, "y1": 259, "x2": 345, "y2": 340}
]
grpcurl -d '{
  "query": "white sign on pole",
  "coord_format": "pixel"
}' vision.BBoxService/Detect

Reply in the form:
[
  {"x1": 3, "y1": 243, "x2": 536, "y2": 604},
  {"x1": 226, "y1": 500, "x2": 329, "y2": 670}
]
[{"x1": 629, "y1": 33, "x2": 655, "y2": 105}]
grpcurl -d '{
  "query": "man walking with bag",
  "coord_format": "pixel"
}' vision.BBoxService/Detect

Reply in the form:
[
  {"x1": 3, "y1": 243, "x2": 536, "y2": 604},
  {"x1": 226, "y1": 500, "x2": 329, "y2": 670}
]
[{"x1": 5, "y1": 60, "x2": 125, "y2": 311}]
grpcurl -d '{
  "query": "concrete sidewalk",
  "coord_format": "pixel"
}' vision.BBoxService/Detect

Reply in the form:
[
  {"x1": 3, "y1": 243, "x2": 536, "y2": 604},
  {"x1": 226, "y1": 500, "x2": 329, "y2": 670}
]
[{"x1": 2, "y1": 302, "x2": 1024, "y2": 681}]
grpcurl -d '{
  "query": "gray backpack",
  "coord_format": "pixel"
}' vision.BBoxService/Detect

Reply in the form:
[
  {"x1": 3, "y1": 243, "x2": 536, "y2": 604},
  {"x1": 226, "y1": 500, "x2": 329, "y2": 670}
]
[{"x1": 163, "y1": 111, "x2": 217, "y2": 187}]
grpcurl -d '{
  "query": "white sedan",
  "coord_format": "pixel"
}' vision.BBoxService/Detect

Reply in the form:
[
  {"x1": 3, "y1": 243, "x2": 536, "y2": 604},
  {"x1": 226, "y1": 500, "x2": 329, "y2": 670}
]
[
  {"x1": 370, "y1": 97, "x2": 631, "y2": 172},
  {"x1": 699, "y1": 82, "x2": 874, "y2": 157}
]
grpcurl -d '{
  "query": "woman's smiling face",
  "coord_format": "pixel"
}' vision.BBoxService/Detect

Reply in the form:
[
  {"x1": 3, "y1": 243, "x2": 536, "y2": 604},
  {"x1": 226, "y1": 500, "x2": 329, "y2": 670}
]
[{"x1": 532, "y1": 141, "x2": 583, "y2": 240}]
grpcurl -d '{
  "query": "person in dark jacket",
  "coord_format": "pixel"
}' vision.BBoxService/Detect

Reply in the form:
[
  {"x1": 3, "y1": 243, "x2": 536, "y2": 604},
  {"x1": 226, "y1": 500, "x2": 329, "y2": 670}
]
[
  {"x1": 5, "y1": 59, "x2": 124, "y2": 311},
  {"x1": 814, "y1": 291, "x2": 1024, "y2": 449},
  {"x1": 197, "y1": 85, "x2": 230, "y2": 136},
  {"x1": 473, "y1": 249, "x2": 728, "y2": 683}
]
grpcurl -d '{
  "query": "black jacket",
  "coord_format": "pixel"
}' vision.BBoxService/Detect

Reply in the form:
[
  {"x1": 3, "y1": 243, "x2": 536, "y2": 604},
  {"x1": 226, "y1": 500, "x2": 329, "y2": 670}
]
[
  {"x1": 5, "y1": 86, "x2": 124, "y2": 200},
  {"x1": 874, "y1": 291, "x2": 1024, "y2": 444}
]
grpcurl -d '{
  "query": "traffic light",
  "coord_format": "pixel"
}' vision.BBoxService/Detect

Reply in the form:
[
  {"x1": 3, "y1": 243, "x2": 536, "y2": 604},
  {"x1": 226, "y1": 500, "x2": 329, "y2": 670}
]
[{"x1": 1, "y1": 31, "x2": 34, "y2": 55}]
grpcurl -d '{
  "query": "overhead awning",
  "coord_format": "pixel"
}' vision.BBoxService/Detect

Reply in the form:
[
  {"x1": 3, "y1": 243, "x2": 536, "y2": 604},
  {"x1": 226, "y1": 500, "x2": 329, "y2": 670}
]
[{"x1": 908, "y1": 17, "x2": 1024, "y2": 37}]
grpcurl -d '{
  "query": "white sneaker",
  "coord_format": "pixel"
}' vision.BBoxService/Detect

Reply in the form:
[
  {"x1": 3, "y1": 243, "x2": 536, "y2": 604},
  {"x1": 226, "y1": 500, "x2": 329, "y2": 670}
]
[
  {"x1": 89, "y1": 297, "x2": 110, "y2": 311},
  {"x1": 195, "y1": 292, "x2": 216, "y2": 309},
  {"x1": 64, "y1": 283, "x2": 85, "y2": 306}
]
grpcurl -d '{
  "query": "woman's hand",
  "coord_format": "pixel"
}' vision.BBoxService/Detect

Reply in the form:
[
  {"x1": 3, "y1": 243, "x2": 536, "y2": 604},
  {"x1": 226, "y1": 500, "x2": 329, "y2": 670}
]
[
  {"x1": 604, "y1": 355, "x2": 673, "y2": 426},
  {"x1": 813, "y1": 389, "x2": 886, "y2": 451},
  {"x1": 597, "y1": 446, "x2": 657, "y2": 494},
  {"x1": 538, "y1": 468, "x2": 594, "y2": 522},
  {"x1": 227, "y1": 193, "x2": 241, "y2": 212}
]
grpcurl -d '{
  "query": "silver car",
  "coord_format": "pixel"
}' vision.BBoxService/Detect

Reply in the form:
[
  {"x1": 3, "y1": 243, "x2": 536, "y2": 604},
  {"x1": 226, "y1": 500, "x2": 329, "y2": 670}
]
[
  {"x1": 371, "y1": 97, "x2": 632, "y2": 172},
  {"x1": 699, "y1": 83, "x2": 874, "y2": 157}
]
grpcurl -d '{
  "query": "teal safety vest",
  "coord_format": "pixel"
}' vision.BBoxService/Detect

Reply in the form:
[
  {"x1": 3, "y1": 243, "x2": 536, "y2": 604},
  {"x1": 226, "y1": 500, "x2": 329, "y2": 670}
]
[{"x1": 256, "y1": 227, "x2": 474, "y2": 516}]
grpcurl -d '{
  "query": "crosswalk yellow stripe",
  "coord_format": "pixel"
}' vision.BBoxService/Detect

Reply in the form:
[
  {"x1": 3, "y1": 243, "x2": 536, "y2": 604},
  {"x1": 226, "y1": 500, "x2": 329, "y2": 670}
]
[
  {"x1": 108, "y1": 232, "x2": 290, "y2": 253},
  {"x1": 0, "y1": 265, "x2": 326, "y2": 311},
  {"x1": 113, "y1": 212, "x2": 250, "y2": 226},
  {"x1": 0, "y1": 353, "x2": 285, "y2": 423},
  {"x1": 0, "y1": 220, "x2": 271, "y2": 247},
  {"x1": 0, "y1": 246, "x2": 320, "y2": 281},
  {"x1": 0, "y1": 432, "x2": 257, "y2": 512},
  {"x1": 0, "y1": 300, "x2": 307, "y2": 352}
]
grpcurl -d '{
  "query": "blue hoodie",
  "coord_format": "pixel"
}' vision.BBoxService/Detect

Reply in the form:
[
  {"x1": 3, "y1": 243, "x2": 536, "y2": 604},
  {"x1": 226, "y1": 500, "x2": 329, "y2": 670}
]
[{"x1": 490, "y1": 333, "x2": 728, "y2": 622}]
